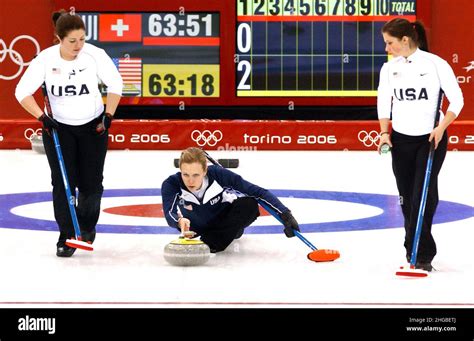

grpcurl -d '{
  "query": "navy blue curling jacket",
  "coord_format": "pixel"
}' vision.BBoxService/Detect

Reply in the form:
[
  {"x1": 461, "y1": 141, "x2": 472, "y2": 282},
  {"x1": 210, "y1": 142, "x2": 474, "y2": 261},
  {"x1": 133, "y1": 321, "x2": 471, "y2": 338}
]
[{"x1": 161, "y1": 165, "x2": 289, "y2": 232}]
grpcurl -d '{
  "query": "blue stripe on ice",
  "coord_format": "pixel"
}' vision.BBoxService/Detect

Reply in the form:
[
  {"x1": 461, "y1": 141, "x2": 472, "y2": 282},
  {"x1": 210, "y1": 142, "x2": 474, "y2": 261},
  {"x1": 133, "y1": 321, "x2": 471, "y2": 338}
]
[{"x1": 0, "y1": 189, "x2": 472, "y2": 234}]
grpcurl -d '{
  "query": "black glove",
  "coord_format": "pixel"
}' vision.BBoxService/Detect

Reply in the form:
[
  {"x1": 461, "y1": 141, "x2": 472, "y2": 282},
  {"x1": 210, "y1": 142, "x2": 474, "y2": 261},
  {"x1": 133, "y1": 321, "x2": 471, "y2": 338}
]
[
  {"x1": 38, "y1": 113, "x2": 59, "y2": 136},
  {"x1": 280, "y1": 210, "x2": 300, "y2": 238},
  {"x1": 95, "y1": 112, "x2": 113, "y2": 135}
]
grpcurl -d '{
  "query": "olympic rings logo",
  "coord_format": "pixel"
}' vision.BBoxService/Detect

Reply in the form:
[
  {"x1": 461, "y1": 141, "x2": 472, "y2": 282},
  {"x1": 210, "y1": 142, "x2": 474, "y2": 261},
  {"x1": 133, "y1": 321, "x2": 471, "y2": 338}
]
[
  {"x1": 358, "y1": 130, "x2": 380, "y2": 147},
  {"x1": 24, "y1": 128, "x2": 42, "y2": 141},
  {"x1": 191, "y1": 130, "x2": 223, "y2": 147},
  {"x1": 0, "y1": 35, "x2": 40, "y2": 80}
]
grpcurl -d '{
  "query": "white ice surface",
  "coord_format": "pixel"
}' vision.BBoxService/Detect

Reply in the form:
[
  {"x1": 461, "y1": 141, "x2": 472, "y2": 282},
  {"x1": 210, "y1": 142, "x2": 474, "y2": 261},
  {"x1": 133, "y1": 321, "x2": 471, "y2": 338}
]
[{"x1": 0, "y1": 149, "x2": 472, "y2": 307}]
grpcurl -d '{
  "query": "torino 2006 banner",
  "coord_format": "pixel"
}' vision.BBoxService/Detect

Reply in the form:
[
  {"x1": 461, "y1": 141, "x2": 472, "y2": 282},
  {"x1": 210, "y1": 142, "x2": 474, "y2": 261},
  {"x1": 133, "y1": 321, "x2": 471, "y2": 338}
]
[{"x1": 1, "y1": 119, "x2": 473, "y2": 151}]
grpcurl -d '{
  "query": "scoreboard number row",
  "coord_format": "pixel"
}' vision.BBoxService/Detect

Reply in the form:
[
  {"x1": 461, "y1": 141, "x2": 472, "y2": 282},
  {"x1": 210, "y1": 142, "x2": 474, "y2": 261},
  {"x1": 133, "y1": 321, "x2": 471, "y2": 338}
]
[{"x1": 238, "y1": 0, "x2": 413, "y2": 16}]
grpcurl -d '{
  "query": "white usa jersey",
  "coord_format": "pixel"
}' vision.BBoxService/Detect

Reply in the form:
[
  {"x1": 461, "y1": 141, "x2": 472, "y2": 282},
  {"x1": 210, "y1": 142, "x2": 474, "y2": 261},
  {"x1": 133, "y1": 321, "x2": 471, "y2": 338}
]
[
  {"x1": 15, "y1": 43, "x2": 123, "y2": 125},
  {"x1": 377, "y1": 48, "x2": 463, "y2": 136}
]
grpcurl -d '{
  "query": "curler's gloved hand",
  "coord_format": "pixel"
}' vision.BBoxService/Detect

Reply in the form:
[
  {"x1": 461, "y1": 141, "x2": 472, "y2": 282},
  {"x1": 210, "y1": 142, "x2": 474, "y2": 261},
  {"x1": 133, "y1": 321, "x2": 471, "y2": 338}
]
[
  {"x1": 38, "y1": 113, "x2": 59, "y2": 136},
  {"x1": 280, "y1": 210, "x2": 300, "y2": 238},
  {"x1": 95, "y1": 112, "x2": 113, "y2": 135}
]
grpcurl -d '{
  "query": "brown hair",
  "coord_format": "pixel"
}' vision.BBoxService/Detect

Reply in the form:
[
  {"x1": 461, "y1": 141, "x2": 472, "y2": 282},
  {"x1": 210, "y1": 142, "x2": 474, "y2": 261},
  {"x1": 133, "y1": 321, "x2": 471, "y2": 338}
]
[
  {"x1": 179, "y1": 147, "x2": 208, "y2": 170},
  {"x1": 382, "y1": 18, "x2": 428, "y2": 52},
  {"x1": 52, "y1": 9, "x2": 85, "y2": 41}
]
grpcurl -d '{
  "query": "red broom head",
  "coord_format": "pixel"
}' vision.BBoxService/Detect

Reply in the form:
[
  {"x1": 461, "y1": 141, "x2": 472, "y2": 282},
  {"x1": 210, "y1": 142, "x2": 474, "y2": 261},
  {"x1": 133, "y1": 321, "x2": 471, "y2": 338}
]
[
  {"x1": 65, "y1": 239, "x2": 94, "y2": 251},
  {"x1": 395, "y1": 265, "x2": 428, "y2": 277},
  {"x1": 307, "y1": 249, "x2": 340, "y2": 262}
]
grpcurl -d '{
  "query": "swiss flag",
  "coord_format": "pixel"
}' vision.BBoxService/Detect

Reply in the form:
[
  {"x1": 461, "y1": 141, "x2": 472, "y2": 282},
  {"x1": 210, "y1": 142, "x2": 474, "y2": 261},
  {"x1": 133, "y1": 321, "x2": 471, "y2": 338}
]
[{"x1": 99, "y1": 14, "x2": 142, "y2": 42}]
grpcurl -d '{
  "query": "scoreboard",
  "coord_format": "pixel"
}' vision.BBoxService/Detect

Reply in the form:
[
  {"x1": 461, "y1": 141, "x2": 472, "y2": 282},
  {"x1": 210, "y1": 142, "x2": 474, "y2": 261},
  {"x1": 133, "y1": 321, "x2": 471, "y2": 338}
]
[
  {"x1": 57, "y1": 0, "x2": 422, "y2": 109},
  {"x1": 236, "y1": 0, "x2": 416, "y2": 97},
  {"x1": 81, "y1": 12, "x2": 220, "y2": 101}
]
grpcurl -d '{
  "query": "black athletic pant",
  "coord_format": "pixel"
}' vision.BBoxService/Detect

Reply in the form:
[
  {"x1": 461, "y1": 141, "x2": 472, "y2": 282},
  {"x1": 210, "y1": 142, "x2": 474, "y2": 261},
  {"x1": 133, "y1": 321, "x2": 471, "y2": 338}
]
[
  {"x1": 200, "y1": 197, "x2": 260, "y2": 252},
  {"x1": 391, "y1": 130, "x2": 448, "y2": 263},
  {"x1": 42, "y1": 119, "x2": 108, "y2": 245}
]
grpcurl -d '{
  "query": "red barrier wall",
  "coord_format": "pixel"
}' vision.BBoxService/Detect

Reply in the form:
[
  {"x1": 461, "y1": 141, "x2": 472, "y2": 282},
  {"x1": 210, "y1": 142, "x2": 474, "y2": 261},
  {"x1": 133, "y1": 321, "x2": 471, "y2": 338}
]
[
  {"x1": 430, "y1": 0, "x2": 474, "y2": 121},
  {"x1": 1, "y1": 0, "x2": 473, "y2": 120},
  {"x1": 0, "y1": 0, "x2": 54, "y2": 119}
]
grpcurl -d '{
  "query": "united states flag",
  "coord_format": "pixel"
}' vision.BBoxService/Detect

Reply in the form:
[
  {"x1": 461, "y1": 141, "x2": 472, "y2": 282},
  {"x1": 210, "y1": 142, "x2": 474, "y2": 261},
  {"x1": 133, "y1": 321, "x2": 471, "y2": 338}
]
[{"x1": 113, "y1": 58, "x2": 142, "y2": 96}]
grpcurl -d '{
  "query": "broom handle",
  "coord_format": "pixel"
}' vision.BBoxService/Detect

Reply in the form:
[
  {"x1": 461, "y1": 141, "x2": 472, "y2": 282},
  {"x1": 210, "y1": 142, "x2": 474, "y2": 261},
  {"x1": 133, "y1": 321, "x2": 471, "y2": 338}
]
[
  {"x1": 409, "y1": 141, "x2": 435, "y2": 265},
  {"x1": 409, "y1": 89, "x2": 444, "y2": 266},
  {"x1": 203, "y1": 149, "x2": 320, "y2": 251},
  {"x1": 42, "y1": 82, "x2": 82, "y2": 240}
]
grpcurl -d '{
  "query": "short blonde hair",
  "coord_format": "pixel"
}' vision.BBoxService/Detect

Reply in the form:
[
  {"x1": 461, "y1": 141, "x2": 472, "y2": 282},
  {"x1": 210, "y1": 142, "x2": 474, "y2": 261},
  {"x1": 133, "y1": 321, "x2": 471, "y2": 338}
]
[{"x1": 179, "y1": 147, "x2": 207, "y2": 170}]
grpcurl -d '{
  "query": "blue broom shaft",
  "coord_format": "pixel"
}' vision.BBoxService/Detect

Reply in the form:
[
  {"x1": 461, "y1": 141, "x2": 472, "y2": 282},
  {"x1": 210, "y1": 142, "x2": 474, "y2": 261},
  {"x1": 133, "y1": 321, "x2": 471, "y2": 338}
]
[
  {"x1": 42, "y1": 82, "x2": 82, "y2": 239},
  {"x1": 258, "y1": 198, "x2": 318, "y2": 251},
  {"x1": 409, "y1": 90, "x2": 443, "y2": 265},
  {"x1": 410, "y1": 144, "x2": 435, "y2": 265},
  {"x1": 52, "y1": 128, "x2": 82, "y2": 238},
  {"x1": 205, "y1": 149, "x2": 319, "y2": 251},
  {"x1": 293, "y1": 230, "x2": 317, "y2": 251}
]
